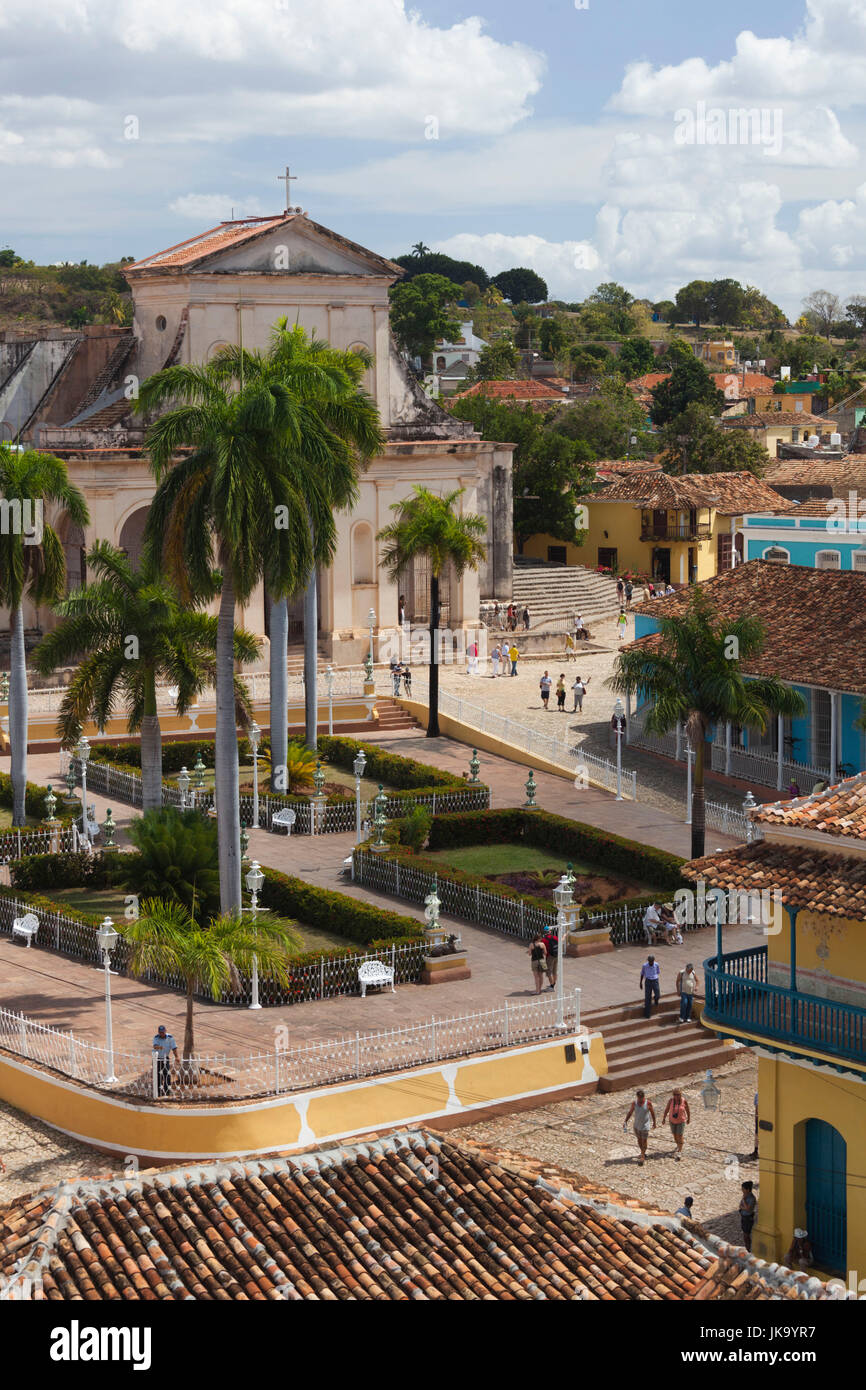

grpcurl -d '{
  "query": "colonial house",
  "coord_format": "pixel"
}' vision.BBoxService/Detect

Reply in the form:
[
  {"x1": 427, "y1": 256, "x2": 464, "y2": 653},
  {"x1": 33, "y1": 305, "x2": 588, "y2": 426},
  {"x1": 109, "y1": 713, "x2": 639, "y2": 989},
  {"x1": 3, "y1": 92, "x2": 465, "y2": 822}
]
[
  {"x1": 721, "y1": 383, "x2": 818, "y2": 418},
  {"x1": 4, "y1": 213, "x2": 515, "y2": 663},
  {"x1": 450, "y1": 377, "x2": 569, "y2": 410},
  {"x1": 628, "y1": 561, "x2": 866, "y2": 792},
  {"x1": 738, "y1": 484, "x2": 866, "y2": 572},
  {"x1": 520, "y1": 471, "x2": 790, "y2": 585},
  {"x1": 685, "y1": 775, "x2": 866, "y2": 1278},
  {"x1": 719, "y1": 411, "x2": 838, "y2": 457}
]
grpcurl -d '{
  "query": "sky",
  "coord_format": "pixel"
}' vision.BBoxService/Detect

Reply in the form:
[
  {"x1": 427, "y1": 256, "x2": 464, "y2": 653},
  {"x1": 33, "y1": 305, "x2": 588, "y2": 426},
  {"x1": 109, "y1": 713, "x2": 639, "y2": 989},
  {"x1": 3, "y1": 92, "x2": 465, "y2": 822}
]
[{"x1": 2, "y1": 0, "x2": 866, "y2": 317}]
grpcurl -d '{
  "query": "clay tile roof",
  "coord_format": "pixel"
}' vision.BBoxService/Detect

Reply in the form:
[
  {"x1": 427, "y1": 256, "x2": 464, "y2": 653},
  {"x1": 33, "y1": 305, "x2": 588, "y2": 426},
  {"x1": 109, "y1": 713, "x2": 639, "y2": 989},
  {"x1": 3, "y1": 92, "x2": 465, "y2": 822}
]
[
  {"x1": 585, "y1": 471, "x2": 791, "y2": 514},
  {"x1": 753, "y1": 772, "x2": 866, "y2": 840},
  {"x1": 0, "y1": 1130, "x2": 840, "y2": 1301},
  {"x1": 630, "y1": 558, "x2": 866, "y2": 696},
  {"x1": 595, "y1": 459, "x2": 664, "y2": 478},
  {"x1": 682, "y1": 838, "x2": 866, "y2": 918},
  {"x1": 452, "y1": 379, "x2": 567, "y2": 401},
  {"x1": 126, "y1": 216, "x2": 296, "y2": 271},
  {"x1": 720, "y1": 412, "x2": 836, "y2": 429}
]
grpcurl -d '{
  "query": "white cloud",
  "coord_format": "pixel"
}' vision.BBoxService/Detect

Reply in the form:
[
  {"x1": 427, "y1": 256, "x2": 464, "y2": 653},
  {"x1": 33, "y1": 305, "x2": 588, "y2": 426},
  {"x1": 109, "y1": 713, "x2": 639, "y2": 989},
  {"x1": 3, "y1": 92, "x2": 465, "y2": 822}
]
[{"x1": 168, "y1": 193, "x2": 266, "y2": 221}]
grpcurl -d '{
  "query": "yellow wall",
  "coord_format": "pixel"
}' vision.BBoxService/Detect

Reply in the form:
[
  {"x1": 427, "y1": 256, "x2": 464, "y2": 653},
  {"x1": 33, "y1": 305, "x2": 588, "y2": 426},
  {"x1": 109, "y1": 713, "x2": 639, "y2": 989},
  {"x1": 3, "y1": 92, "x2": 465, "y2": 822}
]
[
  {"x1": 754, "y1": 1054, "x2": 866, "y2": 1278},
  {"x1": 0, "y1": 1032, "x2": 607, "y2": 1161},
  {"x1": 766, "y1": 906, "x2": 866, "y2": 1006},
  {"x1": 522, "y1": 501, "x2": 736, "y2": 584}
]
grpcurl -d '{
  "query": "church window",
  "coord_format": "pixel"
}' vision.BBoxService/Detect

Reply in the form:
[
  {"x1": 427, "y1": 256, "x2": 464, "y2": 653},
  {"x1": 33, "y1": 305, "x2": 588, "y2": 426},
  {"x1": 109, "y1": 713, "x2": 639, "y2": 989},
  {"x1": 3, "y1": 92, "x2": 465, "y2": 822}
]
[
  {"x1": 155, "y1": 315, "x2": 167, "y2": 331},
  {"x1": 352, "y1": 523, "x2": 374, "y2": 585}
]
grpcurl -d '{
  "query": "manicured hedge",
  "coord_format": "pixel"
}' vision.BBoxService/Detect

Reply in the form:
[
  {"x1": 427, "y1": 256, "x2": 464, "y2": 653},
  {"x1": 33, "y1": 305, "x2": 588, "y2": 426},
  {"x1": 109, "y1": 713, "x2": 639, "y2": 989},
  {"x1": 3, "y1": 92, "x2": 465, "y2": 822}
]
[
  {"x1": 9, "y1": 850, "x2": 121, "y2": 893},
  {"x1": 426, "y1": 808, "x2": 686, "y2": 889},
  {"x1": 316, "y1": 735, "x2": 467, "y2": 791},
  {"x1": 0, "y1": 883, "x2": 102, "y2": 928},
  {"x1": 0, "y1": 769, "x2": 65, "y2": 820},
  {"x1": 259, "y1": 865, "x2": 424, "y2": 948}
]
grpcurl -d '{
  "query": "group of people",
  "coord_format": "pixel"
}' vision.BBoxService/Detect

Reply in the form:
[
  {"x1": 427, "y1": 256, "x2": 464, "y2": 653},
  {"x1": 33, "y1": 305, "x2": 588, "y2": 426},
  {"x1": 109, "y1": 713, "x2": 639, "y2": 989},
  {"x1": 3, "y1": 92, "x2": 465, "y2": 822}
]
[
  {"x1": 389, "y1": 657, "x2": 413, "y2": 696},
  {"x1": 642, "y1": 901, "x2": 684, "y2": 947},
  {"x1": 528, "y1": 927, "x2": 561, "y2": 994},
  {"x1": 492, "y1": 602, "x2": 530, "y2": 631},
  {"x1": 539, "y1": 670, "x2": 591, "y2": 711},
  {"x1": 624, "y1": 1086, "x2": 692, "y2": 1165},
  {"x1": 639, "y1": 953, "x2": 698, "y2": 1023},
  {"x1": 490, "y1": 642, "x2": 520, "y2": 677}
]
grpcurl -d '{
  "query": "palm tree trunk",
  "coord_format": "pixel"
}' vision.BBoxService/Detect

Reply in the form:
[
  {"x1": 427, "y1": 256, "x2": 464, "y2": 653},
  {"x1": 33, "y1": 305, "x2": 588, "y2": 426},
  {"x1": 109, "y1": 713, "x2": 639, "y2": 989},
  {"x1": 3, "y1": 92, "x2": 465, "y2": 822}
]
[
  {"x1": 8, "y1": 604, "x2": 28, "y2": 826},
  {"x1": 427, "y1": 572, "x2": 440, "y2": 739},
  {"x1": 303, "y1": 542, "x2": 317, "y2": 752},
  {"x1": 183, "y1": 984, "x2": 194, "y2": 1060},
  {"x1": 216, "y1": 548, "x2": 242, "y2": 912},
  {"x1": 140, "y1": 666, "x2": 162, "y2": 811},
  {"x1": 269, "y1": 596, "x2": 288, "y2": 791},
  {"x1": 691, "y1": 739, "x2": 706, "y2": 860}
]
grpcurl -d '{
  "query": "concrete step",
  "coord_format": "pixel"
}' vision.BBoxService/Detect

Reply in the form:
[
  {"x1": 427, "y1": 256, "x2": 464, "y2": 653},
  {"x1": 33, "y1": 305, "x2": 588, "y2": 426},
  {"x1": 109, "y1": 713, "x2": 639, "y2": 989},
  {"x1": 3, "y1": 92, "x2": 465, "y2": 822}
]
[
  {"x1": 584, "y1": 992, "x2": 736, "y2": 1092},
  {"x1": 597, "y1": 1042, "x2": 736, "y2": 1093}
]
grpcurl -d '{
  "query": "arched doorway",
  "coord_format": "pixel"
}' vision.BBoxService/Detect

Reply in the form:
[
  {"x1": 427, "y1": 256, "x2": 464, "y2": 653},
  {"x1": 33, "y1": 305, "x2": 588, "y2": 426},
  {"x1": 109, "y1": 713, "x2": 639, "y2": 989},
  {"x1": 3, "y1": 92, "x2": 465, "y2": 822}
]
[
  {"x1": 805, "y1": 1119, "x2": 847, "y2": 1272},
  {"x1": 118, "y1": 507, "x2": 149, "y2": 573}
]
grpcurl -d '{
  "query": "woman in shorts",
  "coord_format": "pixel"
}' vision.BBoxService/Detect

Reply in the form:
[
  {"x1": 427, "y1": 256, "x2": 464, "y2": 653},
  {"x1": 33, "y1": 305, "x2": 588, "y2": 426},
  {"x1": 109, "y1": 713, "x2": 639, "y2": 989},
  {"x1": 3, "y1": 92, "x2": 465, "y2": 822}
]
[
  {"x1": 663, "y1": 1087, "x2": 690, "y2": 1160},
  {"x1": 529, "y1": 934, "x2": 548, "y2": 995}
]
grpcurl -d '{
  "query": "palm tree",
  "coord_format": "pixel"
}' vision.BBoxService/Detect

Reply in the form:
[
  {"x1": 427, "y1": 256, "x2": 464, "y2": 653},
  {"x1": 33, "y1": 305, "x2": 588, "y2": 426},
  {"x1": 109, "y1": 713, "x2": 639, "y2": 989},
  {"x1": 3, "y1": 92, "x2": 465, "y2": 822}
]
[
  {"x1": 122, "y1": 897, "x2": 300, "y2": 1057},
  {"x1": 123, "y1": 807, "x2": 221, "y2": 922},
  {"x1": 608, "y1": 586, "x2": 807, "y2": 858},
  {"x1": 0, "y1": 445, "x2": 88, "y2": 824},
  {"x1": 135, "y1": 336, "x2": 376, "y2": 910},
  {"x1": 411, "y1": 242, "x2": 431, "y2": 257},
  {"x1": 211, "y1": 324, "x2": 383, "y2": 758},
  {"x1": 33, "y1": 542, "x2": 260, "y2": 809},
  {"x1": 377, "y1": 486, "x2": 486, "y2": 738}
]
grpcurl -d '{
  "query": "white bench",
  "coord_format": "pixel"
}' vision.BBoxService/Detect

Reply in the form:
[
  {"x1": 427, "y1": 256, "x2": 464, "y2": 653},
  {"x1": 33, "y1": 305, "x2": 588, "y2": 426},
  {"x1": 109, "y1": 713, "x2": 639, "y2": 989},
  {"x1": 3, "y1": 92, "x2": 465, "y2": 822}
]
[
  {"x1": 12, "y1": 913, "x2": 39, "y2": 948},
  {"x1": 271, "y1": 808, "x2": 297, "y2": 835},
  {"x1": 358, "y1": 960, "x2": 395, "y2": 997}
]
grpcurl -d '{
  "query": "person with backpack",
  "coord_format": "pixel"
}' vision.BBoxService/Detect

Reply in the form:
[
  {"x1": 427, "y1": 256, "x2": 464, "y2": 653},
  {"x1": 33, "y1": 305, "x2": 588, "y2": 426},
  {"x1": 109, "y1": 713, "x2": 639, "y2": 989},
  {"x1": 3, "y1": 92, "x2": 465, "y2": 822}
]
[
  {"x1": 543, "y1": 926, "x2": 559, "y2": 990},
  {"x1": 539, "y1": 670, "x2": 552, "y2": 708},
  {"x1": 616, "y1": 577, "x2": 625, "y2": 604},
  {"x1": 624, "y1": 578, "x2": 633, "y2": 609},
  {"x1": 529, "y1": 934, "x2": 548, "y2": 995},
  {"x1": 402, "y1": 665, "x2": 412, "y2": 696},
  {"x1": 663, "y1": 1087, "x2": 691, "y2": 1160}
]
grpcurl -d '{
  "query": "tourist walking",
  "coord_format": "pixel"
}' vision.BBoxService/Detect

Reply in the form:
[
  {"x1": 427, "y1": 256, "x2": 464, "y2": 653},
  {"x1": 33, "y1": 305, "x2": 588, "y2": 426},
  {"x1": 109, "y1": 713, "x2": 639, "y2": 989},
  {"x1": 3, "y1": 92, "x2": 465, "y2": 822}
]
[
  {"x1": 390, "y1": 655, "x2": 402, "y2": 696},
  {"x1": 676, "y1": 962, "x2": 699, "y2": 1023},
  {"x1": 543, "y1": 925, "x2": 559, "y2": 990},
  {"x1": 565, "y1": 631, "x2": 576, "y2": 662},
  {"x1": 508, "y1": 642, "x2": 519, "y2": 676},
  {"x1": 640, "y1": 954, "x2": 661, "y2": 1017},
  {"x1": 571, "y1": 674, "x2": 589, "y2": 712},
  {"x1": 402, "y1": 665, "x2": 412, "y2": 696},
  {"x1": 625, "y1": 578, "x2": 633, "y2": 609},
  {"x1": 617, "y1": 609, "x2": 628, "y2": 642},
  {"x1": 152, "y1": 1025, "x2": 179, "y2": 1098},
  {"x1": 663, "y1": 1088, "x2": 691, "y2": 1160},
  {"x1": 467, "y1": 640, "x2": 479, "y2": 676},
  {"x1": 529, "y1": 934, "x2": 548, "y2": 995},
  {"x1": 491, "y1": 643, "x2": 501, "y2": 677},
  {"x1": 555, "y1": 673, "x2": 567, "y2": 711},
  {"x1": 739, "y1": 1181, "x2": 757, "y2": 1252},
  {"x1": 624, "y1": 1089, "x2": 656, "y2": 1166},
  {"x1": 539, "y1": 670, "x2": 552, "y2": 709},
  {"x1": 616, "y1": 577, "x2": 625, "y2": 605},
  {"x1": 522, "y1": 606, "x2": 530, "y2": 630}
]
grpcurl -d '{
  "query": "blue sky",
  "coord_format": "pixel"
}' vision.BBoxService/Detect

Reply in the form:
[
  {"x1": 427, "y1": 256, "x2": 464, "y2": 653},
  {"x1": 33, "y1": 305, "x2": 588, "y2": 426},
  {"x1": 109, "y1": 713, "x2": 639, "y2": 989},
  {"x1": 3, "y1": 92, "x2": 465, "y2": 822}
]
[{"x1": 2, "y1": 0, "x2": 865, "y2": 316}]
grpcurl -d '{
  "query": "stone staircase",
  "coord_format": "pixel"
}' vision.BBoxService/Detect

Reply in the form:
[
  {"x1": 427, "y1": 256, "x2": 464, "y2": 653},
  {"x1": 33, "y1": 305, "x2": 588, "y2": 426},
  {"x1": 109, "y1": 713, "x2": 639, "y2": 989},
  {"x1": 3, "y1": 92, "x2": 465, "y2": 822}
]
[
  {"x1": 583, "y1": 994, "x2": 736, "y2": 1093},
  {"x1": 375, "y1": 697, "x2": 422, "y2": 732},
  {"x1": 510, "y1": 559, "x2": 640, "y2": 630}
]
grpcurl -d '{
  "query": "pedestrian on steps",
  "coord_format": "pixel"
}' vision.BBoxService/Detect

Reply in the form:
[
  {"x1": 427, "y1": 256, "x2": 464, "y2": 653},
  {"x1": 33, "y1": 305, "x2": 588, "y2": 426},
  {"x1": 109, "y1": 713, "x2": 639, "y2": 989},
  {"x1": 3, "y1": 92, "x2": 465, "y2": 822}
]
[{"x1": 640, "y1": 954, "x2": 661, "y2": 1018}]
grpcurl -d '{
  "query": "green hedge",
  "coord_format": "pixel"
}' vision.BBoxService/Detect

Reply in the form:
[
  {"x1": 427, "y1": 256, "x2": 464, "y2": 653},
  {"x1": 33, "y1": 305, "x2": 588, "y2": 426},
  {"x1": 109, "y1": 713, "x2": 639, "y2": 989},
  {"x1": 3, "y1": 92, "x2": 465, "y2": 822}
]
[
  {"x1": 9, "y1": 850, "x2": 122, "y2": 893},
  {"x1": 316, "y1": 734, "x2": 468, "y2": 791},
  {"x1": 0, "y1": 883, "x2": 102, "y2": 928},
  {"x1": 426, "y1": 808, "x2": 686, "y2": 888},
  {"x1": 0, "y1": 769, "x2": 65, "y2": 820},
  {"x1": 260, "y1": 865, "x2": 424, "y2": 948}
]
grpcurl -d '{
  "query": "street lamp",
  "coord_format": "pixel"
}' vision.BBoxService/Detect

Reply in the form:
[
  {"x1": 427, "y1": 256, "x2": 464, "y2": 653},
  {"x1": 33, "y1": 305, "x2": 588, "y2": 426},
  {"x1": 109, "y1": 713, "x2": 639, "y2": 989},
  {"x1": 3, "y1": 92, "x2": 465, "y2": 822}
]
[
  {"x1": 612, "y1": 698, "x2": 626, "y2": 801},
  {"x1": 365, "y1": 607, "x2": 376, "y2": 682},
  {"x1": 245, "y1": 860, "x2": 266, "y2": 1010},
  {"x1": 353, "y1": 748, "x2": 367, "y2": 841},
  {"x1": 248, "y1": 721, "x2": 261, "y2": 830},
  {"x1": 177, "y1": 766, "x2": 190, "y2": 810},
  {"x1": 325, "y1": 665, "x2": 335, "y2": 736},
  {"x1": 552, "y1": 872, "x2": 574, "y2": 1028},
  {"x1": 75, "y1": 735, "x2": 90, "y2": 838},
  {"x1": 96, "y1": 917, "x2": 119, "y2": 1084}
]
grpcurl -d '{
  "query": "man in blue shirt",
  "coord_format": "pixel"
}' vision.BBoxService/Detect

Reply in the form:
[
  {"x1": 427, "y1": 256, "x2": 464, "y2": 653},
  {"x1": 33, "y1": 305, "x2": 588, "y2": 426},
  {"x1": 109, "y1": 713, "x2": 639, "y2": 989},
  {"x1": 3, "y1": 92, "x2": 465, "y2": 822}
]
[
  {"x1": 640, "y1": 954, "x2": 661, "y2": 1018},
  {"x1": 152, "y1": 1025, "x2": 178, "y2": 1097}
]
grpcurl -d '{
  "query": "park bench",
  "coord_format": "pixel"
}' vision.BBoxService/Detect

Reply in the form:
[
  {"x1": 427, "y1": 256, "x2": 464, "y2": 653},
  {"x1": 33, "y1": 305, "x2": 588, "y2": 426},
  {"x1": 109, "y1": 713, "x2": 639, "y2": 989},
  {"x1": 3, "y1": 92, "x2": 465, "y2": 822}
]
[
  {"x1": 12, "y1": 913, "x2": 39, "y2": 948},
  {"x1": 271, "y1": 808, "x2": 297, "y2": 835},
  {"x1": 358, "y1": 960, "x2": 395, "y2": 997}
]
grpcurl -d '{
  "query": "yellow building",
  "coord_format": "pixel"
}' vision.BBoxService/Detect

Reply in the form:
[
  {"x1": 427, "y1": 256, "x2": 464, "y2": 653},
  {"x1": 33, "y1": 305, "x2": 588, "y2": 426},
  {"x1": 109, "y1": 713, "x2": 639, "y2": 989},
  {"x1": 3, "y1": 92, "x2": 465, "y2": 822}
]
[
  {"x1": 720, "y1": 411, "x2": 837, "y2": 457},
  {"x1": 686, "y1": 775, "x2": 866, "y2": 1281},
  {"x1": 521, "y1": 470, "x2": 791, "y2": 587},
  {"x1": 696, "y1": 339, "x2": 737, "y2": 368}
]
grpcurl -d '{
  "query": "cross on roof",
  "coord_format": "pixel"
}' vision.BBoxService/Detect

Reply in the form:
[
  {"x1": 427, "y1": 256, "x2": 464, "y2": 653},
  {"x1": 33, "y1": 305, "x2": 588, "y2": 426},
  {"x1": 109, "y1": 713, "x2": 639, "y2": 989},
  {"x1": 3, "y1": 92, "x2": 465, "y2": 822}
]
[{"x1": 277, "y1": 165, "x2": 298, "y2": 213}]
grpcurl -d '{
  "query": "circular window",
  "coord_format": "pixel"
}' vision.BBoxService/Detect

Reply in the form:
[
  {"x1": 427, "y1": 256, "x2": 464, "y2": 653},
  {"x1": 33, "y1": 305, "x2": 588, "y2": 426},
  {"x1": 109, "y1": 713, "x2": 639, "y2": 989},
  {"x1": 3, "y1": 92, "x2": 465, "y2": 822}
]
[{"x1": 155, "y1": 315, "x2": 167, "y2": 331}]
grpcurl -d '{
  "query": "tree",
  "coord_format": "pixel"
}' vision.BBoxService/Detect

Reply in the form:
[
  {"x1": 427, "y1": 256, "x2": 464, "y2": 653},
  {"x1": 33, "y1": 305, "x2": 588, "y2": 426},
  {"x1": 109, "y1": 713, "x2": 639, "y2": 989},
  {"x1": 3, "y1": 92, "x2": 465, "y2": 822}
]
[
  {"x1": 784, "y1": 334, "x2": 835, "y2": 378},
  {"x1": 589, "y1": 282, "x2": 633, "y2": 310},
  {"x1": 649, "y1": 357, "x2": 724, "y2": 426},
  {"x1": 608, "y1": 587, "x2": 806, "y2": 858},
  {"x1": 617, "y1": 337, "x2": 656, "y2": 378},
  {"x1": 492, "y1": 267, "x2": 548, "y2": 304},
  {"x1": 210, "y1": 324, "x2": 382, "y2": 758},
  {"x1": 539, "y1": 318, "x2": 569, "y2": 357},
  {"x1": 394, "y1": 251, "x2": 489, "y2": 288},
  {"x1": 707, "y1": 278, "x2": 745, "y2": 326},
  {"x1": 554, "y1": 379, "x2": 652, "y2": 457},
  {"x1": 802, "y1": 290, "x2": 841, "y2": 339},
  {"x1": 653, "y1": 300, "x2": 677, "y2": 324},
  {"x1": 135, "y1": 339, "x2": 368, "y2": 913},
  {"x1": 33, "y1": 542, "x2": 258, "y2": 809},
  {"x1": 388, "y1": 274, "x2": 462, "y2": 361},
  {"x1": 845, "y1": 297, "x2": 866, "y2": 335},
  {"x1": 657, "y1": 338, "x2": 694, "y2": 368},
  {"x1": 122, "y1": 897, "x2": 299, "y2": 1057},
  {"x1": 0, "y1": 445, "x2": 89, "y2": 824},
  {"x1": 657, "y1": 404, "x2": 769, "y2": 476},
  {"x1": 124, "y1": 807, "x2": 222, "y2": 923},
  {"x1": 377, "y1": 487, "x2": 486, "y2": 738},
  {"x1": 410, "y1": 242, "x2": 431, "y2": 257},
  {"x1": 674, "y1": 280, "x2": 713, "y2": 328},
  {"x1": 471, "y1": 338, "x2": 520, "y2": 380}
]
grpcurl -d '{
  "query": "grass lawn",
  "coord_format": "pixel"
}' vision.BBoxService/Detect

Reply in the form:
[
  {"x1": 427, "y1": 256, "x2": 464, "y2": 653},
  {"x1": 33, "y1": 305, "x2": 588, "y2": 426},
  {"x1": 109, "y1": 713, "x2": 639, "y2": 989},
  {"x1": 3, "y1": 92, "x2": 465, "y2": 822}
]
[
  {"x1": 422, "y1": 844, "x2": 582, "y2": 877},
  {"x1": 420, "y1": 842, "x2": 667, "y2": 902},
  {"x1": 0, "y1": 808, "x2": 40, "y2": 829},
  {"x1": 45, "y1": 887, "x2": 350, "y2": 956}
]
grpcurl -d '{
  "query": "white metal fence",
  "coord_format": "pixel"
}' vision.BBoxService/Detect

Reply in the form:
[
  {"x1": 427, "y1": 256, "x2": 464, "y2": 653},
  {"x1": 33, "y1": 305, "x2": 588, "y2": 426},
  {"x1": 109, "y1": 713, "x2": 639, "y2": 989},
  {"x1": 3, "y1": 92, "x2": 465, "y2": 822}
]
[
  {"x1": 705, "y1": 799, "x2": 763, "y2": 843},
  {"x1": 434, "y1": 690, "x2": 637, "y2": 800},
  {"x1": 0, "y1": 823, "x2": 78, "y2": 864},
  {"x1": 709, "y1": 740, "x2": 830, "y2": 794},
  {"x1": 0, "y1": 990, "x2": 581, "y2": 1101}
]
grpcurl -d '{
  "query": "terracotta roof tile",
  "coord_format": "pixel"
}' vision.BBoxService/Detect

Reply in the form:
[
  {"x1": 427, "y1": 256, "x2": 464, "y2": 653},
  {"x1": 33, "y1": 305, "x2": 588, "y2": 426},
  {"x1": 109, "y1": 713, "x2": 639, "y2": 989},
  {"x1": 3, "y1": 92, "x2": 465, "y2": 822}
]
[
  {"x1": 753, "y1": 772, "x2": 866, "y2": 840},
  {"x1": 0, "y1": 1130, "x2": 846, "y2": 1301},
  {"x1": 682, "y1": 838, "x2": 866, "y2": 918},
  {"x1": 451, "y1": 379, "x2": 568, "y2": 401},
  {"x1": 630, "y1": 559, "x2": 866, "y2": 695},
  {"x1": 126, "y1": 217, "x2": 296, "y2": 270},
  {"x1": 586, "y1": 471, "x2": 791, "y2": 514},
  {"x1": 720, "y1": 412, "x2": 836, "y2": 429}
]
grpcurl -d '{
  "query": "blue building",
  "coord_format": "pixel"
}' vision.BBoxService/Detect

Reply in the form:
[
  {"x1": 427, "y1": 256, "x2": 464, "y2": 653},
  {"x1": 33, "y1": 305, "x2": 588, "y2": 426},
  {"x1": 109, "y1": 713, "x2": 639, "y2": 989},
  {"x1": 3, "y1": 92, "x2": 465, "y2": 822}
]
[
  {"x1": 738, "y1": 495, "x2": 866, "y2": 573},
  {"x1": 629, "y1": 560, "x2": 866, "y2": 791}
]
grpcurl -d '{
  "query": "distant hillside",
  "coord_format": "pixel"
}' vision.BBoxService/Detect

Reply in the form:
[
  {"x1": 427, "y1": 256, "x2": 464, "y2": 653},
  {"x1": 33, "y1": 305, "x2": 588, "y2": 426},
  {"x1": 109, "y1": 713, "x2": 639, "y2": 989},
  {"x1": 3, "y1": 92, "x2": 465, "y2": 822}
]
[{"x1": 0, "y1": 251, "x2": 134, "y2": 334}]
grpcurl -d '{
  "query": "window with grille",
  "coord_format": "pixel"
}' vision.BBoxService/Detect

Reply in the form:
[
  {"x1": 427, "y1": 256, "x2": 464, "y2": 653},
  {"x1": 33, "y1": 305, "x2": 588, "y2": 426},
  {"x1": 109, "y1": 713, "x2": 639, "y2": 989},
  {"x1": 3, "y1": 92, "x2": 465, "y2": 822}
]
[
  {"x1": 852, "y1": 551, "x2": 866, "y2": 572},
  {"x1": 816, "y1": 550, "x2": 841, "y2": 570},
  {"x1": 764, "y1": 546, "x2": 790, "y2": 563},
  {"x1": 812, "y1": 689, "x2": 831, "y2": 771}
]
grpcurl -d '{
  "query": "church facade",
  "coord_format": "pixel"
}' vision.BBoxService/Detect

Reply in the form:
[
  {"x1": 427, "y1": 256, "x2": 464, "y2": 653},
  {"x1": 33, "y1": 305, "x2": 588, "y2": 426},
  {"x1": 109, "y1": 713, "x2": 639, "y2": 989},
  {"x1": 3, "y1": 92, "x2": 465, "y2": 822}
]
[{"x1": 15, "y1": 213, "x2": 514, "y2": 664}]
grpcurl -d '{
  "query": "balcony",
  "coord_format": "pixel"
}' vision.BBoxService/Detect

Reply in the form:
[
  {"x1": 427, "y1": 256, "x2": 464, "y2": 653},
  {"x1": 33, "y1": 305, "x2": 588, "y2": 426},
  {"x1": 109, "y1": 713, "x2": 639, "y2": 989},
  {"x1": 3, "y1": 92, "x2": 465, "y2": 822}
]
[
  {"x1": 639, "y1": 523, "x2": 713, "y2": 543},
  {"x1": 703, "y1": 946, "x2": 866, "y2": 1067}
]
